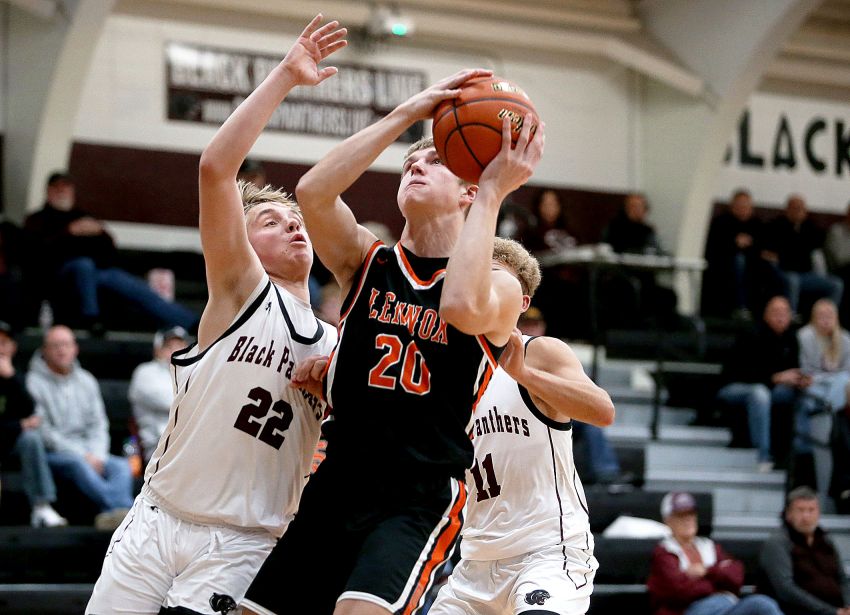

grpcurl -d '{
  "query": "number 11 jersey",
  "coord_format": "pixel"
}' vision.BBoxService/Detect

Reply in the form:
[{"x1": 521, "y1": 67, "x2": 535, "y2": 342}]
[{"x1": 142, "y1": 275, "x2": 337, "y2": 537}]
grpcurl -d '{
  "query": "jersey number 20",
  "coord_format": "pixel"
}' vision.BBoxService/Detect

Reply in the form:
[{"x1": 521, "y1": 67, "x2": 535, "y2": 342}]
[
  {"x1": 233, "y1": 387, "x2": 294, "y2": 450},
  {"x1": 368, "y1": 334, "x2": 431, "y2": 395}
]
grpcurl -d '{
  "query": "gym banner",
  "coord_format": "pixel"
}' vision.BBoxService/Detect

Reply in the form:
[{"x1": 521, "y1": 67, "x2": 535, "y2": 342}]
[
  {"x1": 165, "y1": 42, "x2": 426, "y2": 142},
  {"x1": 717, "y1": 93, "x2": 850, "y2": 211}
]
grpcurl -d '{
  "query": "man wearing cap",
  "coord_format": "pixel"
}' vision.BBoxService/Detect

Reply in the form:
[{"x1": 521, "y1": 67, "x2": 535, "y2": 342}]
[
  {"x1": 24, "y1": 172, "x2": 197, "y2": 332},
  {"x1": 128, "y1": 327, "x2": 190, "y2": 463},
  {"x1": 648, "y1": 491, "x2": 782, "y2": 615},
  {"x1": 760, "y1": 486, "x2": 850, "y2": 615},
  {"x1": 0, "y1": 321, "x2": 67, "y2": 527}
]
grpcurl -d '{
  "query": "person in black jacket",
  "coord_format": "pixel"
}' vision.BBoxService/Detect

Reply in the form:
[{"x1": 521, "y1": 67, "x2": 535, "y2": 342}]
[
  {"x1": 761, "y1": 194, "x2": 843, "y2": 315},
  {"x1": 760, "y1": 486, "x2": 850, "y2": 615},
  {"x1": 703, "y1": 189, "x2": 765, "y2": 319},
  {"x1": 24, "y1": 172, "x2": 197, "y2": 331},
  {"x1": 0, "y1": 321, "x2": 67, "y2": 527},
  {"x1": 715, "y1": 296, "x2": 810, "y2": 471}
]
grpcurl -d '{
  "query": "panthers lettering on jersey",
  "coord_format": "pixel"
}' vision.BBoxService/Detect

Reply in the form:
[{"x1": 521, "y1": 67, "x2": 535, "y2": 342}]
[
  {"x1": 142, "y1": 275, "x2": 337, "y2": 537},
  {"x1": 324, "y1": 242, "x2": 500, "y2": 481},
  {"x1": 461, "y1": 336, "x2": 592, "y2": 562}
]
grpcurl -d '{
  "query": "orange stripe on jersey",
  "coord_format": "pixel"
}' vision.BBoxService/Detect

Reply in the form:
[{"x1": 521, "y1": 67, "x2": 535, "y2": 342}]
[
  {"x1": 339, "y1": 240, "x2": 384, "y2": 326},
  {"x1": 476, "y1": 335, "x2": 498, "y2": 369},
  {"x1": 401, "y1": 483, "x2": 467, "y2": 615},
  {"x1": 471, "y1": 363, "x2": 494, "y2": 413},
  {"x1": 394, "y1": 243, "x2": 445, "y2": 288}
]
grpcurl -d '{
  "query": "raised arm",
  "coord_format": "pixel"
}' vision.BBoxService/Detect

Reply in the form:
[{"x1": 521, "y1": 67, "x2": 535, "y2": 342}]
[
  {"x1": 499, "y1": 333, "x2": 615, "y2": 426},
  {"x1": 295, "y1": 68, "x2": 493, "y2": 292},
  {"x1": 440, "y1": 115, "x2": 544, "y2": 345},
  {"x1": 197, "y1": 15, "x2": 346, "y2": 331}
]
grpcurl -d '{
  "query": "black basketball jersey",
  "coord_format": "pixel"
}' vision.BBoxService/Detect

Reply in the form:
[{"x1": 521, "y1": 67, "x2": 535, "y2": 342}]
[{"x1": 324, "y1": 242, "x2": 501, "y2": 481}]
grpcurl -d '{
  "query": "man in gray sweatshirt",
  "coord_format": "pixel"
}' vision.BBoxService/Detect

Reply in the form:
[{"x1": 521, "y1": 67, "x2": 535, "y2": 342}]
[{"x1": 26, "y1": 325, "x2": 133, "y2": 524}]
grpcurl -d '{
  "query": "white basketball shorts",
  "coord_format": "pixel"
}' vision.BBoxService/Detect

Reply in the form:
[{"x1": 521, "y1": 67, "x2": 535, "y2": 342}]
[
  {"x1": 86, "y1": 495, "x2": 275, "y2": 615},
  {"x1": 429, "y1": 543, "x2": 598, "y2": 615}
]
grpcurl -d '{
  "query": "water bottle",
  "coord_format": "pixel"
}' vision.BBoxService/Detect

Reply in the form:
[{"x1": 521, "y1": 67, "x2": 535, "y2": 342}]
[
  {"x1": 38, "y1": 300, "x2": 53, "y2": 331},
  {"x1": 123, "y1": 436, "x2": 142, "y2": 478}
]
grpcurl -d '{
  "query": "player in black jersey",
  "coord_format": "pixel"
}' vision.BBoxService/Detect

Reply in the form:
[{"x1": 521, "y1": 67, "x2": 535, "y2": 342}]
[{"x1": 242, "y1": 73, "x2": 545, "y2": 615}]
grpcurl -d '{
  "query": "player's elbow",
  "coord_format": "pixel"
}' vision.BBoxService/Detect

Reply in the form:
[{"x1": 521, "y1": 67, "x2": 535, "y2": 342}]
[
  {"x1": 198, "y1": 150, "x2": 231, "y2": 183},
  {"x1": 596, "y1": 398, "x2": 616, "y2": 427},
  {"x1": 439, "y1": 300, "x2": 487, "y2": 335},
  {"x1": 295, "y1": 175, "x2": 325, "y2": 210}
]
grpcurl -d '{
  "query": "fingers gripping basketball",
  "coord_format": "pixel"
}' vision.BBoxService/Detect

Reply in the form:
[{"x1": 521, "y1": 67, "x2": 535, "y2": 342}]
[{"x1": 432, "y1": 77, "x2": 539, "y2": 184}]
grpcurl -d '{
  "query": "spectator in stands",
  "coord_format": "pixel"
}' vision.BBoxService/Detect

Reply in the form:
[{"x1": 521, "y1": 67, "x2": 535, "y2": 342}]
[
  {"x1": 0, "y1": 321, "x2": 67, "y2": 527},
  {"x1": 524, "y1": 190, "x2": 585, "y2": 337},
  {"x1": 24, "y1": 172, "x2": 197, "y2": 332},
  {"x1": 496, "y1": 195, "x2": 535, "y2": 244},
  {"x1": 601, "y1": 193, "x2": 679, "y2": 328},
  {"x1": 526, "y1": 188, "x2": 574, "y2": 252},
  {"x1": 128, "y1": 326, "x2": 189, "y2": 463},
  {"x1": 648, "y1": 491, "x2": 783, "y2": 615},
  {"x1": 760, "y1": 486, "x2": 850, "y2": 615},
  {"x1": 716, "y1": 296, "x2": 810, "y2": 472},
  {"x1": 603, "y1": 192, "x2": 664, "y2": 256},
  {"x1": 703, "y1": 189, "x2": 764, "y2": 320},
  {"x1": 824, "y1": 201, "x2": 850, "y2": 324},
  {"x1": 761, "y1": 194, "x2": 842, "y2": 316},
  {"x1": 25, "y1": 325, "x2": 133, "y2": 527},
  {"x1": 796, "y1": 299, "x2": 850, "y2": 454}
]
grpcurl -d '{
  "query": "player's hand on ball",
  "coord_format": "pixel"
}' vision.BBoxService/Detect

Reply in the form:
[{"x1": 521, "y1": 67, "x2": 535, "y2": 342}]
[
  {"x1": 281, "y1": 14, "x2": 347, "y2": 87},
  {"x1": 479, "y1": 113, "x2": 545, "y2": 199},
  {"x1": 401, "y1": 69, "x2": 493, "y2": 122},
  {"x1": 290, "y1": 355, "x2": 329, "y2": 399}
]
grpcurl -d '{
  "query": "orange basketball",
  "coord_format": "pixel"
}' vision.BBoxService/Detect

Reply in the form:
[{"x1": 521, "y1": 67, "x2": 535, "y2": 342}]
[{"x1": 432, "y1": 76, "x2": 539, "y2": 184}]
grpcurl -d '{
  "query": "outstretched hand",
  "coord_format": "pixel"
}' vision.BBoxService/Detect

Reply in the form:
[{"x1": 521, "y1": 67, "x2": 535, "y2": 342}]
[
  {"x1": 401, "y1": 68, "x2": 494, "y2": 122},
  {"x1": 281, "y1": 14, "x2": 348, "y2": 87}
]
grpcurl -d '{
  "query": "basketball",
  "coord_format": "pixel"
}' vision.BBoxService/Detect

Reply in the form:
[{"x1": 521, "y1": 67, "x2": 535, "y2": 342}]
[{"x1": 432, "y1": 76, "x2": 539, "y2": 184}]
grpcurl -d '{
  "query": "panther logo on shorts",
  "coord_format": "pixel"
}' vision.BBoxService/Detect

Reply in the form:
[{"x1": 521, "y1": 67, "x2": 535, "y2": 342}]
[
  {"x1": 525, "y1": 589, "x2": 551, "y2": 605},
  {"x1": 209, "y1": 593, "x2": 237, "y2": 614}
]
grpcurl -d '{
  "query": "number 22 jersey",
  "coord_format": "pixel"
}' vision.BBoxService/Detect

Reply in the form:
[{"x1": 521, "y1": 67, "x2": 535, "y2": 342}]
[
  {"x1": 324, "y1": 242, "x2": 501, "y2": 482},
  {"x1": 142, "y1": 275, "x2": 337, "y2": 537}
]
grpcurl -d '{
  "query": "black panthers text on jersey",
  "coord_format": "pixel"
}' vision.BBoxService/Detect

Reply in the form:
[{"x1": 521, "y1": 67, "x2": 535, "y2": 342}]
[{"x1": 324, "y1": 242, "x2": 501, "y2": 482}]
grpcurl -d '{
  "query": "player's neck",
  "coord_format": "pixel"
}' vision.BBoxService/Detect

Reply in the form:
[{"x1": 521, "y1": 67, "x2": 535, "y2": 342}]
[
  {"x1": 269, "y1": 274, "x2": 310, "y2": 304},
  {"x1": 399, "y1": 216, "x2": 462, "y2": 258}
]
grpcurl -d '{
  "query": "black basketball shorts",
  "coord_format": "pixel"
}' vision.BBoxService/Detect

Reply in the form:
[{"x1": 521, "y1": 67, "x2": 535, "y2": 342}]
[{"x1": 242, "y1": 462, "x2": 466, "y2": 615}]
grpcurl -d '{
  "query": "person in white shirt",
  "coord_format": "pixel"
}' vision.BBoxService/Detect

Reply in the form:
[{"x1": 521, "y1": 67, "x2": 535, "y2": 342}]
[{"x1": 128, "y1": 326, "x2": 190, "y2": 462}]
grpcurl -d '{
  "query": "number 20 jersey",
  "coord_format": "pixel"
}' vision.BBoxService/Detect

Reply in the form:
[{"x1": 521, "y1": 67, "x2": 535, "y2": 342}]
[
  {"x1": 460, "y1": 336, "x2": 591, "y2": 561},
  {"x1": 142, "y1": 275, "x2": 337, "y2": 537},
  {"x1": 324, "y1": 242, "x2": 501, "y2": 481}
]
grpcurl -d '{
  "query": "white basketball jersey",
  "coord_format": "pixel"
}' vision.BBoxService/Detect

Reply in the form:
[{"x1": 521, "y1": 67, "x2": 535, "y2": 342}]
[
  {"x1": 460, "y1": 336, "x2": 591, "y2": 561},
  {"x1": 142, "y1": 276, "x2": 337, "y2": 537}
]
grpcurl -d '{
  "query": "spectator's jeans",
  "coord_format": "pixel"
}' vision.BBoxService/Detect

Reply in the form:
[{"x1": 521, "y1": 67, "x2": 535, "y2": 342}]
[
  {"x1": 59, "y1": 257, "x2": 197, "y2": 329},
  {"x1": 767, "y1": 264, "x2": 844, "y2": 314},
  {"x1": 733, "y1": 253, "x2": 748, "y2": 309},
  {"x1": 46, "y1": 451, "x2": 134, "y2": 512},
  {"x1": 13, "y1": 430, "x2": 57, "y2": 507},
  {"x1": 794, "y1": 371, "x2": 850, "y2": 454},
  {"x1": 573, "y1": 421, "x2": 620, "y2": 481},
  {"x1": 685, "y1": 593, "x2": 783, "y2": 615},
  {"x1": 717, "y1": 383, "x2": 796, "y2": 462}
]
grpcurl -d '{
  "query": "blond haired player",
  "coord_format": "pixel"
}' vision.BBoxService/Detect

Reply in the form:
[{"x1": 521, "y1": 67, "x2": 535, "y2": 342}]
[
  {"x1": 86, "y1": 16, "x2": 345, "y2": 614},
  {"x1": 430, "y1": 242, "x2": 615, "y2": 615}
]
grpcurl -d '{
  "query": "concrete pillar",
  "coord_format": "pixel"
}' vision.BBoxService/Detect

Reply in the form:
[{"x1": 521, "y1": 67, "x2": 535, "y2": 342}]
[
  {"x1": 638, "y1": 0, "x2": 820, "y2": 311},
  {"x1": 4, "y1": 0, "x2": 114, "y2": 222}
]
